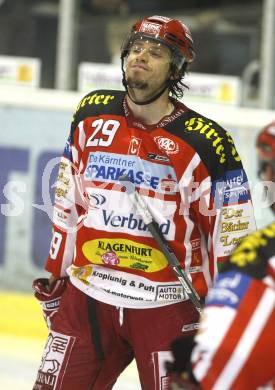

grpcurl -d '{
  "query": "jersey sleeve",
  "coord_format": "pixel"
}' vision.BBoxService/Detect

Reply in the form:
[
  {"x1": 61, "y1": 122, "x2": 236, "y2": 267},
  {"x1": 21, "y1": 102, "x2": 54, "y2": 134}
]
[
  {"x1": 208, "y1": 133, "x2": 256, "y2": 266},
  {"x1": 44, "y1": 115, "x2": 86, "y2": 277},
  {"x1": 177, "y1": 116, "x2": 256, "y2": 272}
]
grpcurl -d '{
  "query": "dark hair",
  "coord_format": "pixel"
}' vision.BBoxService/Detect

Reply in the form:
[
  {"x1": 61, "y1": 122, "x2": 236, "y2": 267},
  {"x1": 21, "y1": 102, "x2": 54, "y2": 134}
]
[{"x1": 169, "y1": 62, "x2": 189, "y2": 99}]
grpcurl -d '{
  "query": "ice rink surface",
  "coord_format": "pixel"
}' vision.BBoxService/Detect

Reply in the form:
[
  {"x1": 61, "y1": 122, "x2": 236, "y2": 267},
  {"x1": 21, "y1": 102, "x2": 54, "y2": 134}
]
[
  {"x1": 0, "y1": 336, "x2": 140, "y2": 389},
  {"x1": 0, "y1": 291, "x2": 141, "y2": 390}
]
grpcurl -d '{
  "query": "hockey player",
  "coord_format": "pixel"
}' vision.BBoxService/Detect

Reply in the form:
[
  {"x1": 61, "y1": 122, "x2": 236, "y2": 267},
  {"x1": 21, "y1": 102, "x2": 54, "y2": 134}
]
[
  {"x1": 32, "y1": 16, "x2": 256, "y2": 389},
  {"x1": 167, "y1": 123, "x2": 275, "y2": 390},
  {"x1": 191, "y1": 223, "x2": 275, "y2": 390},
  {"x1": 167, "y1": 223, "x2": 275, "y2": 390}
]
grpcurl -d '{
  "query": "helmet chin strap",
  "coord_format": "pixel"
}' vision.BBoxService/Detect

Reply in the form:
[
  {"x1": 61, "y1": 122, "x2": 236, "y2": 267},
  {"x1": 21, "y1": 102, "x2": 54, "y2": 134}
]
[{"x1": 121, "y1": 58, "x2": 171, "y2": 106}]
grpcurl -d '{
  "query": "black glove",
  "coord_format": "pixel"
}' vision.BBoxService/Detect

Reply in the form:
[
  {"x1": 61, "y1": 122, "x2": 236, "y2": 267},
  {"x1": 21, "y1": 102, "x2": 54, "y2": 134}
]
[{"x1": 166, "y1": 336, "x2": 201, "y2": 390}]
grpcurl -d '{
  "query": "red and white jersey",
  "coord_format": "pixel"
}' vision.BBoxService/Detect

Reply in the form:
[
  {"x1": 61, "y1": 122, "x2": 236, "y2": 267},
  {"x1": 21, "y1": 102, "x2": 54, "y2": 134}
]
[
  {"x1": 45, "y1": 89, "x2": 256, "y2": 308},
  {"x1": 192, "y1": 222, "x2": 275, "y2": 389}
]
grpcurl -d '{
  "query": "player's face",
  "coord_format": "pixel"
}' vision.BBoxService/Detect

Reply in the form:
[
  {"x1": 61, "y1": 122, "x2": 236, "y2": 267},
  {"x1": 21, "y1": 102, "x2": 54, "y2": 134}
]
[
  {"x1": 257, "y1": 150, "x2": 275, "y2": 214},
  {"x1": 258, "y1": 149, "x2": 275, "y2": 182},
  {"x1": 125, "y1": 39, "x2": 172, "y2": 95}
]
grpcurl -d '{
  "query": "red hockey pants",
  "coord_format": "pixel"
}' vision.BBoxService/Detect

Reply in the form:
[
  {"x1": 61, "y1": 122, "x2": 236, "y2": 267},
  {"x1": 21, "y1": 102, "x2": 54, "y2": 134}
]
[{"x1": 33, "y1": 281, "x2": 199, "y2": 390}]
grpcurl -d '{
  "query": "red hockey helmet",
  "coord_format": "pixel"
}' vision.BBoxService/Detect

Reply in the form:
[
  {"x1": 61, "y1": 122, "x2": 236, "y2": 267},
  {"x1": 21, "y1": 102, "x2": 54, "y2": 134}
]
[
  {"x1": 257, "y1": 120, "x2": 275, "y2": 178},
  {"x1": 121, "y1": 15, "x2": 195, "y2": 70}
]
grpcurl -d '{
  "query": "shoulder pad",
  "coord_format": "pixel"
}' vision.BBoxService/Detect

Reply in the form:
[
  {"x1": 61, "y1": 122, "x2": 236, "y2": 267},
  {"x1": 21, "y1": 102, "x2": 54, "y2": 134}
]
[
  {"x1": 72, "y1": 89, "x2": 125, "y2": 127},
  {"x1": 165, "y1": 109, "x2": 242, "y2": 179}
]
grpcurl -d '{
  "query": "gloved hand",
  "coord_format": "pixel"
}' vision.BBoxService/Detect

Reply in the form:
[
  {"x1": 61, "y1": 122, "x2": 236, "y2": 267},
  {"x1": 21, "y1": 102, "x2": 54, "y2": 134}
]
[
  {"x1": 168, "y1": 372, "x2": 201, "y2": 390},
  {"x1": 166, "y1": 336, "x2": 201, "y2": 390},
  {"x1": 32, "y1": 277, "x2": 68, "y2": 328}
]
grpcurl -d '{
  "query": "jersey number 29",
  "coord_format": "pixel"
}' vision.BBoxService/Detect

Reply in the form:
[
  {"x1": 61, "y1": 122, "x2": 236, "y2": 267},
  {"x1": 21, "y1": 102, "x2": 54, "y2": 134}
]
[{"x1": 86, "y1": 119, "x2": 120, "y2": 147}]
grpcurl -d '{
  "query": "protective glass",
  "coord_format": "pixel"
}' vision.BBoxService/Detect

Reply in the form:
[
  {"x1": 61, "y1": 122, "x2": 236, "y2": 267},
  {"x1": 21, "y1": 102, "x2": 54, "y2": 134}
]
[
  {"x1": 128, "y1": 40, "x2": 171, "y2": 60},
  {"x1": 122, "y1": 33, "x2": 186, "y2": 71},
  {"x1": 257, "y1": 159, "x2": 275, "y2": 179}
]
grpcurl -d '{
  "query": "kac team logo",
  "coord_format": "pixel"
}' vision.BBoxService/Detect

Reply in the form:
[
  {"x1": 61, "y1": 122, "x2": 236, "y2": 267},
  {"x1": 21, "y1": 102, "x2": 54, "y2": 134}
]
[{"x1": 154, "y1": 136, "x2": 179, "y2": 155}]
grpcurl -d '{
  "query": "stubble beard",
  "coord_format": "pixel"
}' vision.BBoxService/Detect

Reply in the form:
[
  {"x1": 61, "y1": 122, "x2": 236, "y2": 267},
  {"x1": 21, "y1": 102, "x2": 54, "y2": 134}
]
[{"x1": 126, "y1": 76, "x2": 148, "y2": 90}]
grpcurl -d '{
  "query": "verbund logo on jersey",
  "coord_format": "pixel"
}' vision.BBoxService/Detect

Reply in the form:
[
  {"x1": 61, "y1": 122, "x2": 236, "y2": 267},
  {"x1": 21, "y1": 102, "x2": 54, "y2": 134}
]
[
  {"x1": 102, "y1": 209, "x2": 171, "y2": 235},
  {"x1": 83, "y1": 188, "x2": 177, "y2": 240},
  {"x1": 84, "y1": 152, "x2": 178, "y2": 194}
]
